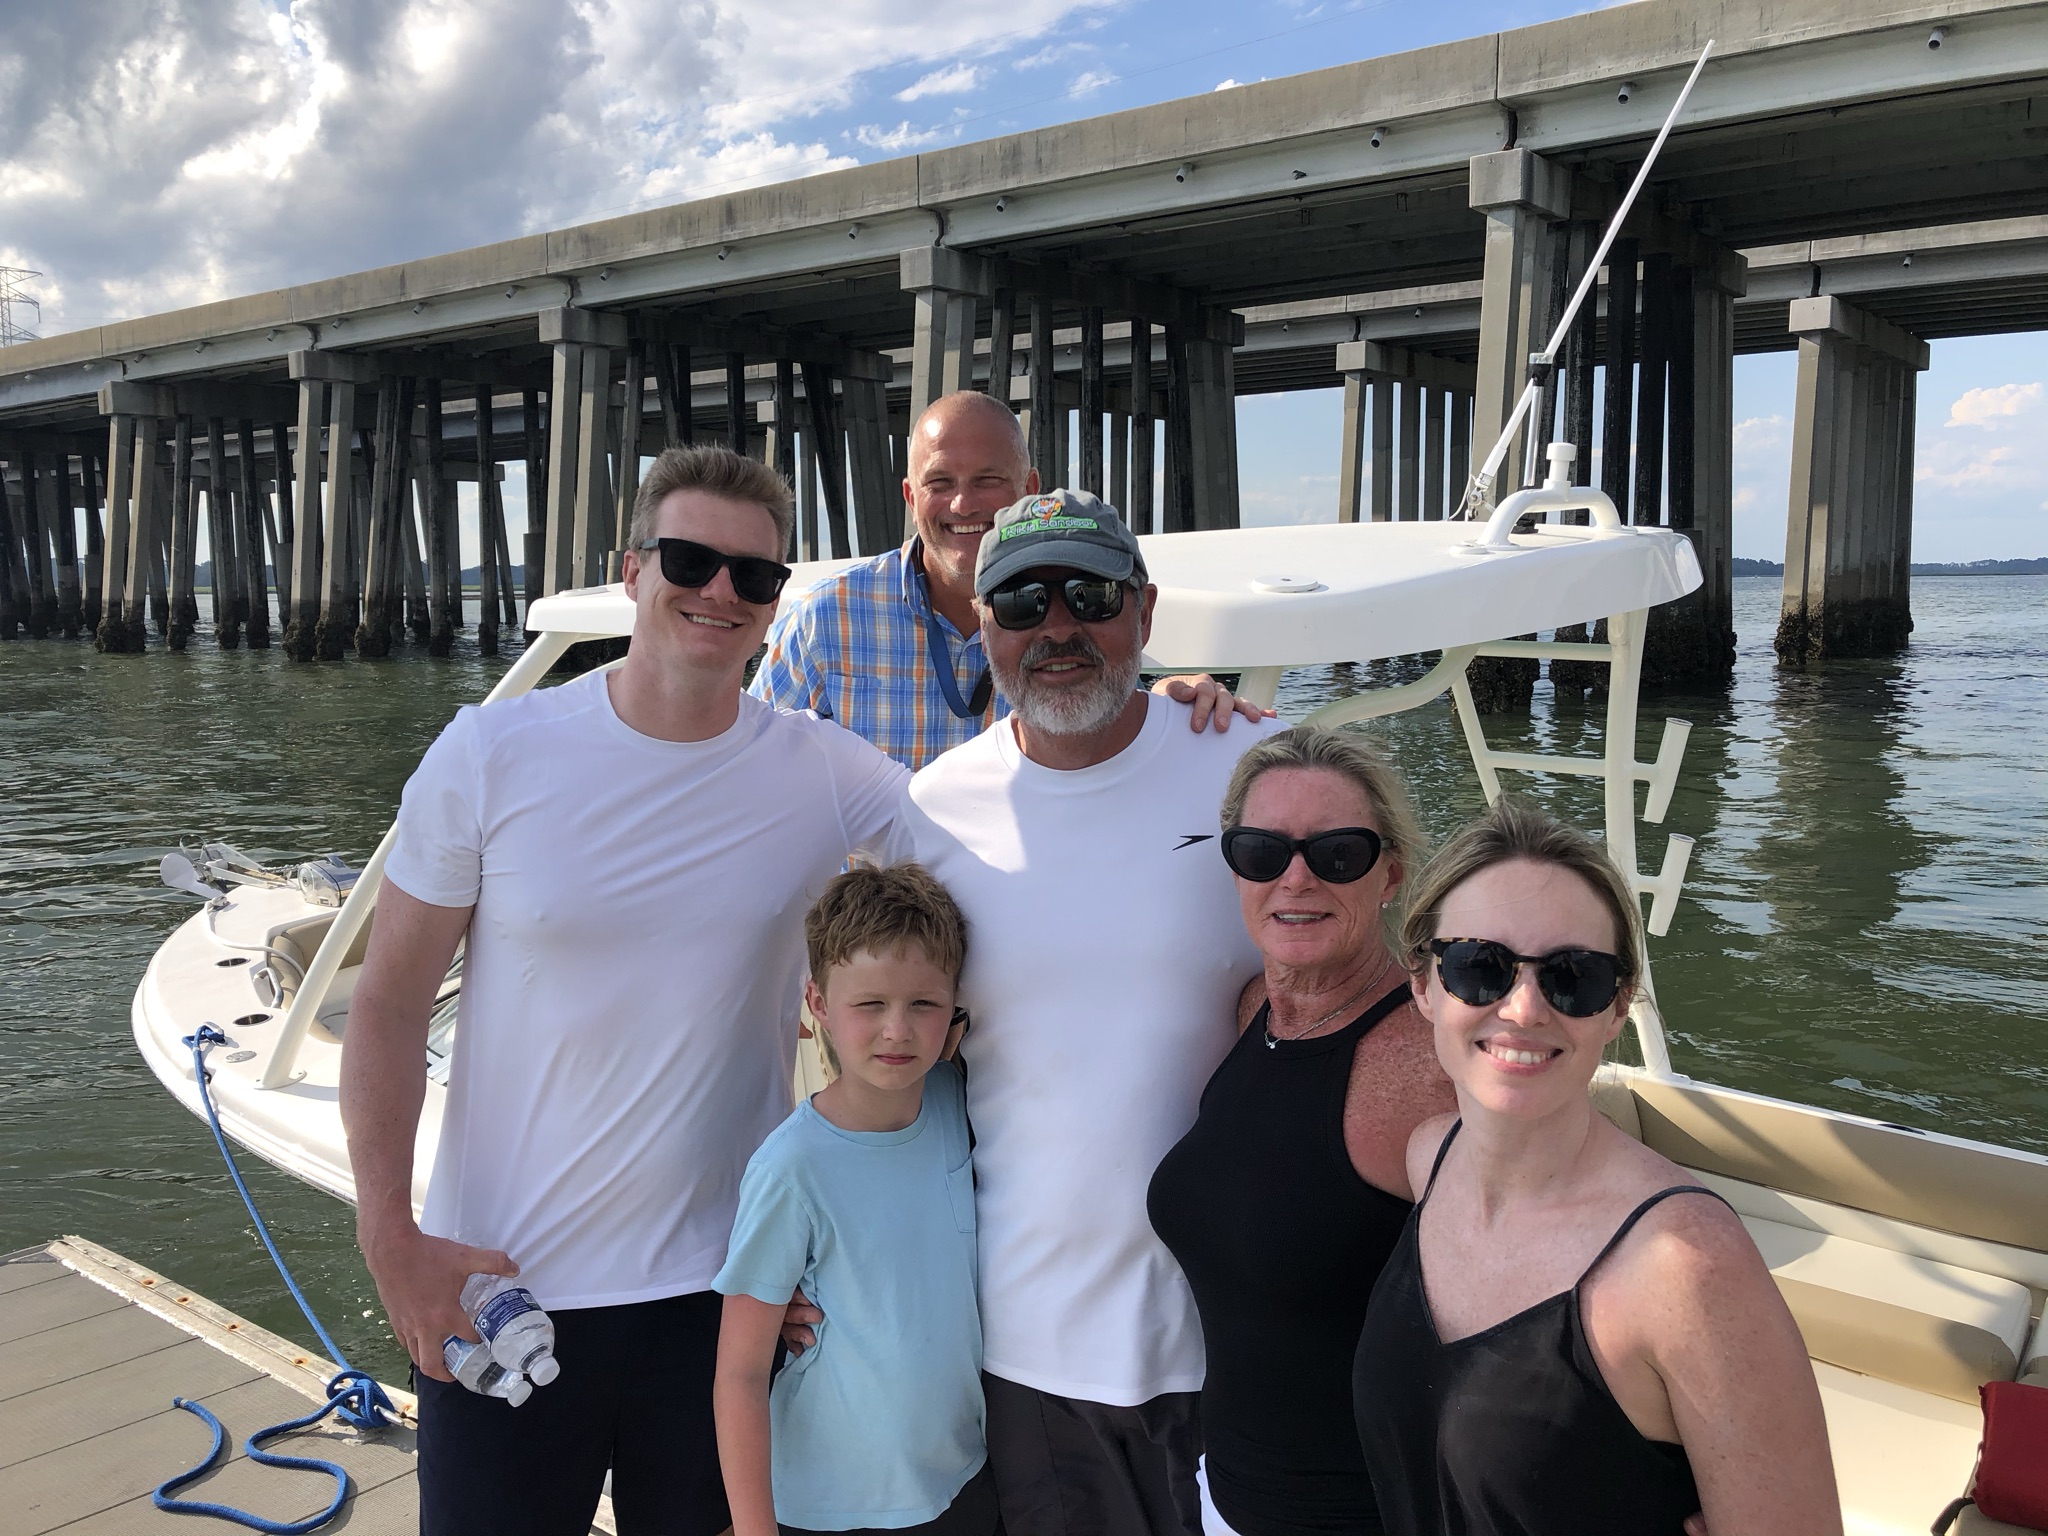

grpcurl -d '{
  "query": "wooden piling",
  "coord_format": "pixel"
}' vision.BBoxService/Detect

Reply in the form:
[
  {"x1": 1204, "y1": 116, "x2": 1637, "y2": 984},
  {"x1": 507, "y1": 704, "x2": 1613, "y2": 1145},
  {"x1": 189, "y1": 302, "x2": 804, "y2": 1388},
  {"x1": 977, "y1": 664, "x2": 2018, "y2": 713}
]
[
  {"x1": 206, "y1": 418, "x2": 243, "y2": 648},
  {"x1": 150, "y1": 475, "x2": 172, "y2": 637},
  {"x1": 358, "y1": 376, "x2": 407, "y2": 658},
  {"x1": 474, "y1": 384, "x2": 502, "y2": 655},
  {"x1": 1163, "y1": 323, "x2": 1194, "y2": 533},
  {"x1": 48, "y1": 452, "x2": 82, "y2": 636},
  {"x1": 1666, "y1": 267, "x2": 1697, "y2": 532},
  {"x1": 987, "y1": 290, "x2": 1016, "y2": 402},
  {"x1": 237, "y1": 420, "x2": 272, "y2": 647},
  {"x1": 312, "y1": 380, "x2": 359, "y2": 661},
  {"x1": 1370, "y1": 376, "x2": 1393, "y2": 523},
  {"x1": 283, "y1": 382, "x2": 326, "y2": 661},
  {"x1": 1080, "y1": 307, "x2": 1105, "y2": 497},
  {"x1": 18, "y1": 449, "x2": 54, "y2": 638},
  {"x1": 1562, "y1": 223, "x2": 1598, "y2": 522},
  {"x1": 0, "y1": 452, "x2": 28, "y2": 639},
  {"x1": 422, "y1": 381, "x2": 452, "y2": 656},
  {"x1": 522, "y1": 388, "x2": 544, "y2": 617},
  {"x1": 725, "y1": 352, "x2": 749, "y2": 454},
  {"x1": 800, "y1": 361, "x2": 852, "y2": 559},
  {"x1": 271, "y1": 420, "x2": 295, "y2": 598},
  {"x1": 653, "y1": 343, "x2": 686, "y2": 448},
  {"x1": 96, "y1": 415, "x2": 135, "y2": 652},
  {"x1": 772, "y1": 360, "x2": 800, "y2": 559},
  {"x1": 1633, "y1": 252, "x2": 1672, "y2": 527},
  {"x1": 1028, "y1": 296, "x2": 1055, "y2": 487},
  {"x1": 168, "y1": 418, "x2": 197, "y2": 650},
  {"x1": 1398, "y1": 380, "x2": 1421, "y2": 521},
  {"x1": 120, "y1": 415, "x2": 163, "y2": 652},
  {"x1": 1600, "y1": 239, "x2": 1638, "y2": 517},
  {"x1": 616, "y1": 343, "x2": 646, "y2": 560},
  {"x1": 1424, "y1": 387, "x2": 1446, "y2": 520},
  {"x1": 81, "y1": 447, "x2": 104, "y2": 634},
  {"x1": 1130, "y1": 320, "x2": 1154, "y2": 535},
  {"x1": 1110, "y1": 406, "x2": 1129, "y2": 518}
]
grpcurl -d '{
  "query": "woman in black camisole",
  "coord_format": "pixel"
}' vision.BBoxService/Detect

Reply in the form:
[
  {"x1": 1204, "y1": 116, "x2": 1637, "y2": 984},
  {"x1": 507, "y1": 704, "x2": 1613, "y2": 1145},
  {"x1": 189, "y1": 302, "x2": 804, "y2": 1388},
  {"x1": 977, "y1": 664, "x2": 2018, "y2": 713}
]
[
  {"x1": 1148, "y1": 728, "x2": 1457, "y2": 1536},
  {"x1": 1352, "y1": 798, "x2": 1840, "y2": 1536}
]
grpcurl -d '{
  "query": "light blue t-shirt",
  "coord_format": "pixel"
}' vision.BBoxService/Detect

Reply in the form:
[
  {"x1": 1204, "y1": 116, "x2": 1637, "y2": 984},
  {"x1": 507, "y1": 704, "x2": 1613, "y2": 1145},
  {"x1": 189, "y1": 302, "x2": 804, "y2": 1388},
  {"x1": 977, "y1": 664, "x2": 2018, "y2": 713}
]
[{"x1": 714, "y1": 1061, "x2": 984, "y2": 1531}]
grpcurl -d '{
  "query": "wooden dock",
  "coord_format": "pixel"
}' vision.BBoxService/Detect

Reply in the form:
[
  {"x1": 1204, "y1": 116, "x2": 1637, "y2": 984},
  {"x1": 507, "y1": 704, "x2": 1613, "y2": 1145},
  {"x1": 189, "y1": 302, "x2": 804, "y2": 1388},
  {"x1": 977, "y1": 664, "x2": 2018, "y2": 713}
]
[{"x1": 0, "y1": 1237, "x2": 421, "y2": 1535}]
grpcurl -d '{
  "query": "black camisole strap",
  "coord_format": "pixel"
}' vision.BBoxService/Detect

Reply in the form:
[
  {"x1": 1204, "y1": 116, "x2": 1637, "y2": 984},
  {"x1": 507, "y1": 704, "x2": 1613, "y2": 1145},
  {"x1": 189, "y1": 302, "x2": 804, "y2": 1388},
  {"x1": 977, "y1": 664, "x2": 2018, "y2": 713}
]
[
  {"x1": 1417, "y1": 1119, "x2": 1463, "y2": 1206},
  {"x1": 1577, "y1": 1185, "x2": 1729, "y2": 1285}
]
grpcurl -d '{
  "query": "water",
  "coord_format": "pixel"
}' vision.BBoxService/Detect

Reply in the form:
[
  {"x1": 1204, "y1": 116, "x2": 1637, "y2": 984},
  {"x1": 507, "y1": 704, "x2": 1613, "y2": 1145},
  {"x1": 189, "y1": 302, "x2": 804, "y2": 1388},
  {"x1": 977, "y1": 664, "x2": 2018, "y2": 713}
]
[{"x1": 2, "y1": 577, "x2": 2044, "y2": 1384}]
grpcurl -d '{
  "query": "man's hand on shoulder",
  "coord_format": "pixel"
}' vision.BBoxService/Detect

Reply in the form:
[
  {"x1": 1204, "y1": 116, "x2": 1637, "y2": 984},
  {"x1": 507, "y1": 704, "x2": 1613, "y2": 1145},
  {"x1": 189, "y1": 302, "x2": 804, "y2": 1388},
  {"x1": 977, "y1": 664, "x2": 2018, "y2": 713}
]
[
  {"x1": 359, "y1": 1215, "x2": 518, "y2": 1382},
  {"x1": 1154, "y1": 674, "x2": 1276, "y2": 732}
]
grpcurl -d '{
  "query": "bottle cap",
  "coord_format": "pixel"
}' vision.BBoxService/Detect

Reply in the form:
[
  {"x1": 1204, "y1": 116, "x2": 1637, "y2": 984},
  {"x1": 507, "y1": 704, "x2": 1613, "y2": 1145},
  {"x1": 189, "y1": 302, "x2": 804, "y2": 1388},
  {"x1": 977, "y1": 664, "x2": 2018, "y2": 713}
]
[
  {"x1": 506, "y1": 1374, "x2": 533, "y2": 1407},
  {"x1": 527, "y1": 1352, "x2": 561, "y2": 1386}
]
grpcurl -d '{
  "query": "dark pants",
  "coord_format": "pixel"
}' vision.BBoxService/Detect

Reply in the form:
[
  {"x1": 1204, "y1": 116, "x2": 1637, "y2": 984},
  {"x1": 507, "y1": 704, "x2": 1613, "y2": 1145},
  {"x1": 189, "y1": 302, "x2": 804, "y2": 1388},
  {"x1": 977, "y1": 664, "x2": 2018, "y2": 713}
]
[
  {"x1": 982, "y1": 1373, "x2": 1203, "y2": 1536},
  {"x1": 780, "y1": 1459, "x2": 1000, "y2": 1536},
  {"x1": 416, "y1": 1289, "x2": 729, "y2": 1536}
]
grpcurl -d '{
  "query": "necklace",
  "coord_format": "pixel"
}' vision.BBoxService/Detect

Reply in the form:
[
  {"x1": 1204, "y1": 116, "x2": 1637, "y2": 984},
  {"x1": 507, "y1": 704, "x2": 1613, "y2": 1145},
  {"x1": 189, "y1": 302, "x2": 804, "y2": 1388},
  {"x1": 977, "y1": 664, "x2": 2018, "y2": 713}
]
[{"x1": 1263, "y1": 954, "x2": 1401, "y2": 1048}]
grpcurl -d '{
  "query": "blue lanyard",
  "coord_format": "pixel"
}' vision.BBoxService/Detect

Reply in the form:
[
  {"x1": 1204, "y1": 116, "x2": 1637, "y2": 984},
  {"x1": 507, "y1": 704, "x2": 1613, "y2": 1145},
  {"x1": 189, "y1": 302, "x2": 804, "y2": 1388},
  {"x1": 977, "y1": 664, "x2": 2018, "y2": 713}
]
[{"x1": 925, "y1": 602, "x2": 994, "y2": 720}]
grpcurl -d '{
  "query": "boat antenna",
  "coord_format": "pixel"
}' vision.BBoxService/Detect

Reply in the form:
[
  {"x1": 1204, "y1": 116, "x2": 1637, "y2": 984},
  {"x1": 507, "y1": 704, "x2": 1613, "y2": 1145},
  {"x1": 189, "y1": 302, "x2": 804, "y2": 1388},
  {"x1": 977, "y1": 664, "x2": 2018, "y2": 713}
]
[{"x1": 1452, "y1": 40, "x2": 1715, "y2": 520}]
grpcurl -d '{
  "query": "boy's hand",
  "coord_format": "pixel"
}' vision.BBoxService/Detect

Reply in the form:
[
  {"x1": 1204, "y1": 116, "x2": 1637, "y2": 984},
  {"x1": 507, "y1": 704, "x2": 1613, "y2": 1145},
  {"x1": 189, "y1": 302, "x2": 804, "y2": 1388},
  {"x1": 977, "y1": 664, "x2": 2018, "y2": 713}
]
[{"x1": 780, "y1": 1287, "x2": 823, "y2": 1354}]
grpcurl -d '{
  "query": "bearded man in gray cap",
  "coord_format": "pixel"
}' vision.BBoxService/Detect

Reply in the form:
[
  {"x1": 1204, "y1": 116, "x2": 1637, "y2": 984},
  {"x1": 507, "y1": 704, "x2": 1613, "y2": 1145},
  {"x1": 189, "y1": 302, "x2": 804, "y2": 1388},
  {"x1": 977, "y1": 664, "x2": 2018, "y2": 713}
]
[{"x1": 886, "y1": 489, "x2": 1286, "y2": 1535}]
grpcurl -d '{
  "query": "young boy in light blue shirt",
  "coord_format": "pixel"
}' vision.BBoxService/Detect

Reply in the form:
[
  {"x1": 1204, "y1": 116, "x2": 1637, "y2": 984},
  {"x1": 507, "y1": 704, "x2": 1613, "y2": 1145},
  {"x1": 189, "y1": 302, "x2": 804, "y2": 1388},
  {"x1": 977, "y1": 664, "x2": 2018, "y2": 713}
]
[{"x1": 713, "y1": 864, "x2": 993, "y2": 1536}]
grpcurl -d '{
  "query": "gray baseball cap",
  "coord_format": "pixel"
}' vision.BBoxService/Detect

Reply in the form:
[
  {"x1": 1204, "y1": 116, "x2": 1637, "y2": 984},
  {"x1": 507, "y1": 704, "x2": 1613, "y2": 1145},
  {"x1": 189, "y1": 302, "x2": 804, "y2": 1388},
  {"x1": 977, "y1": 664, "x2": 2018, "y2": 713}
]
[{"x1": 974, "y1": 488, "x2": 1148, "y2": 598}]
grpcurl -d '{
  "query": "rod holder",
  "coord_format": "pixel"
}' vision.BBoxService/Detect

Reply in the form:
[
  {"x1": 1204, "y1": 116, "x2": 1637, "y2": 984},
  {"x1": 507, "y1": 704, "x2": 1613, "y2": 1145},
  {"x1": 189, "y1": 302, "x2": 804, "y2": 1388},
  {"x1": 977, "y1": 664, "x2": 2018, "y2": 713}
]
[
  {"x1": 1637, "y1": 834, "x2": 1695, "y2": 938},
  {"x1": 1640, "y1": 717, "x2": 1693, "y2": 824}
]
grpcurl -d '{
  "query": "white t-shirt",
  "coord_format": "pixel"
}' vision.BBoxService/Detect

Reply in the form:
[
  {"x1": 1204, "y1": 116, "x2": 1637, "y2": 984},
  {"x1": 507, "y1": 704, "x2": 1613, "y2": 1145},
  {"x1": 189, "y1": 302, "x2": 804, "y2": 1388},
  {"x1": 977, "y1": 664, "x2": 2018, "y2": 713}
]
[
  {"x1": 384, "y1": 671, "x2": 906, "y2": 1309},
  {"x1": 890, "y1": 695, "x2": 1282, "y2": 1405}
]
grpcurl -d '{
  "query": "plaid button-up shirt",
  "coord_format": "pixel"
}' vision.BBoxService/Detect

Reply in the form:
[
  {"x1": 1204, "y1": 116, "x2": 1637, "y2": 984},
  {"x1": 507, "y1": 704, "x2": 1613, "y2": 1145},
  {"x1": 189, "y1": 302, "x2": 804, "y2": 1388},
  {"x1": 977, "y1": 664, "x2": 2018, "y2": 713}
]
[{"x1": 748, "y1": 542, "x2": 1005, "y2": 770}]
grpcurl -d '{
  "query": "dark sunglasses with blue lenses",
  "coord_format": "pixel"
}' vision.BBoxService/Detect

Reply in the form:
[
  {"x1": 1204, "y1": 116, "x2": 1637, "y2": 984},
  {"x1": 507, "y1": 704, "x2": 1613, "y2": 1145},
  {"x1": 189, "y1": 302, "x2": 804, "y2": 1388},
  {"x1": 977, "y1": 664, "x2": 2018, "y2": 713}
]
[
  {"x1": 1428, "y1": 938, "x2": 1629, "y2": 1018},
  {"x1": 636, "y1": 537, "x2": 792, "y2": 605},
  {"x1": 986, "y1": 575, "x2": 1131, "y2": 631},
  {"x1": 1220, "y1": 826, "x2": 1384, "y2": 885}
]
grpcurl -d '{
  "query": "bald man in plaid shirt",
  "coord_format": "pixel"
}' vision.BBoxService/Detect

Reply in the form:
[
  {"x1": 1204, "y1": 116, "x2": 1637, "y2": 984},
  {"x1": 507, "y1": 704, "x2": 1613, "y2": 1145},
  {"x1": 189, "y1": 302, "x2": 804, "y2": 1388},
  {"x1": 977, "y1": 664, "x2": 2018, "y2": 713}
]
[{"x1": 749, "y1": 391, "x2": 1262, "y2": 769}]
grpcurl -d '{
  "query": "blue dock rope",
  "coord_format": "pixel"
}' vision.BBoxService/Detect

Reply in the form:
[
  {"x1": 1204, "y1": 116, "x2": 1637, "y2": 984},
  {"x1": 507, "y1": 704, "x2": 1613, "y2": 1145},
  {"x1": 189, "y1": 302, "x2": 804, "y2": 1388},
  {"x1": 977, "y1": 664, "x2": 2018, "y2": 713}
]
[{"x1": 154, "y1": 1024, "x2": 399, "y2": 1532}]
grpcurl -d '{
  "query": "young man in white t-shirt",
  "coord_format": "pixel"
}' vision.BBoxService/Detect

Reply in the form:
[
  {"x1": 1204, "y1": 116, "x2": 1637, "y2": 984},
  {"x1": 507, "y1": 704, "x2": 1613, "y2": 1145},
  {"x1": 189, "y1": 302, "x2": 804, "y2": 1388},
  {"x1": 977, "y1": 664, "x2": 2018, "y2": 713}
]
[
  {"x1": 886, "y1": 490, "x2": 1285, "y2": 1536},
  {"x1": 339, "y1": 446, "x2": 906, "y2": 1536}
]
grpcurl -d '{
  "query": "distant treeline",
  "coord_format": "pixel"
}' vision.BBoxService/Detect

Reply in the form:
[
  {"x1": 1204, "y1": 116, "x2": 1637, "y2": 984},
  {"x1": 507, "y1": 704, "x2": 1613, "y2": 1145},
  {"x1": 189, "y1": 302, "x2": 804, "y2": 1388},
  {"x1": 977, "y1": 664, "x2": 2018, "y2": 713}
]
[{"x1": 1733, "y1": 557, "x2": 2047, "y2": 577}]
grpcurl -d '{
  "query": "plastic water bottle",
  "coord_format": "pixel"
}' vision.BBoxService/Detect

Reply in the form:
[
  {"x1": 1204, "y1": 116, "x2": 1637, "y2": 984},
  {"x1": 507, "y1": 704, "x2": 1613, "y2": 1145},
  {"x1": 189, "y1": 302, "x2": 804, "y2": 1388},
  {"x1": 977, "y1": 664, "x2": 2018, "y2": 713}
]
[
  {"x1": 443, "y1": 1336, "x2": 533, "y2": 1405},
  {"x1": 460, "y1": 1273, "x2": 562, "y2": 1385}
]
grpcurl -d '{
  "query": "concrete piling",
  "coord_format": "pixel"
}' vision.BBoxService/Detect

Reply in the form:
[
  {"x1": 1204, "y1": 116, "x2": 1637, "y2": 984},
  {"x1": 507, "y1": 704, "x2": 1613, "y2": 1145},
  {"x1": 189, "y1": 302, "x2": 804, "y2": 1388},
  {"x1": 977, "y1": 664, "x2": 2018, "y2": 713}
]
[
  {"x1": 1776, "y1": 296, "x2": 1927, "y2": 664},
  {"x1": 168, "y1": 418, "x2": 197, "y2": 650}
]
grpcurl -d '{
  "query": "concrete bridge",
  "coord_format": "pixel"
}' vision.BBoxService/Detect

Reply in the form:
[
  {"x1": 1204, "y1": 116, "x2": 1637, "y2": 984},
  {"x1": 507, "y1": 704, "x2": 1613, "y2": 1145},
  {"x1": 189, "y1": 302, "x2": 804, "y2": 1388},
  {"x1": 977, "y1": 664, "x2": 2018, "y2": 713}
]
[{"x1": 0, "y1": 0, "x2": 2042, "y2": 680}]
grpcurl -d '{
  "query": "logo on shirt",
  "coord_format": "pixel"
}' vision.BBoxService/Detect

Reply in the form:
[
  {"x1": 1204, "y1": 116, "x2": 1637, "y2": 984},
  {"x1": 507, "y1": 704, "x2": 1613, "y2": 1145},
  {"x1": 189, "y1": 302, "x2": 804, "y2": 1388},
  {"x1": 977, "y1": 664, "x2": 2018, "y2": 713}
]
[{"x1": 1173, "y1": 834, "x2": 1215, "y2": 850}]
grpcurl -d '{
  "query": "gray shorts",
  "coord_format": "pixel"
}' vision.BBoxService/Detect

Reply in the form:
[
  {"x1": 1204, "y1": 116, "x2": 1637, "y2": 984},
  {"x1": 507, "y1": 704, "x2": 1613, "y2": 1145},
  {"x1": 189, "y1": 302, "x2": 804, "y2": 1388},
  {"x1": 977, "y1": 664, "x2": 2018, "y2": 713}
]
[{"x1": 982, "y1": 1373, "x2": 1203, "y2": 1536}]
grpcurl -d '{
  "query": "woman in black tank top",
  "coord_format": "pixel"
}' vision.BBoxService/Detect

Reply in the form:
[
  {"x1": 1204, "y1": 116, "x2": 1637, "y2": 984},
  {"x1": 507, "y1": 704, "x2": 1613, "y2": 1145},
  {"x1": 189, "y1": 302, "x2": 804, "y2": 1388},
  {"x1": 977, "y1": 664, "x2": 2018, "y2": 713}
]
[
  {"x1": 1353, "y1": 799, "x2": 1840, "y2": 1536},
  {"x1": 1147, "y1": 729, "x2": 1456, "y2": 1536}
]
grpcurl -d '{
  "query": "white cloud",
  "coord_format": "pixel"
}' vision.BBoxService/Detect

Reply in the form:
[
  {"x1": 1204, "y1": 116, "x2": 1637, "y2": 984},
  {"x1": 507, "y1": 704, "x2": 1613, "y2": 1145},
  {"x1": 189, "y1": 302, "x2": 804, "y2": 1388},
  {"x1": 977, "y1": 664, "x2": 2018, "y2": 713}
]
[
  {"x1": 1946, "y1": 382, "x2": 2044, "y2": 428},
  {"x1": 854, "y1": 120, "x2": 957, "y2": 151},
  {"x1": 1069, "y1": 68, "x2": 1118, "y2": 95},
  {"x1": 0, "y1": 0, "x2": 1105, "y2": 335},
  {"x1": 1732, "y1": 414, "x2": 1789, "y2": 453},
  {"x1": 897, "y1": 63, "x2": 984, "y2": 101},
  {"x1": 1016, "y1": 42, "x2": 1086, "y2": 68},
  {"x1": 1214, "y1": 78, "x2": 1243, "y2": 90}
]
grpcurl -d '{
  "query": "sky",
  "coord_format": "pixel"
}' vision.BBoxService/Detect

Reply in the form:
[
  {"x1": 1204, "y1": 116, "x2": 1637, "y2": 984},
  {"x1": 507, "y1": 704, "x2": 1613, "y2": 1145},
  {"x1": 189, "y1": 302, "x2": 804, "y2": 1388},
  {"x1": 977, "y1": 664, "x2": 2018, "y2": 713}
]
[{"x1": 0, "y1": 0, "x2": 2040, "y2": 564}]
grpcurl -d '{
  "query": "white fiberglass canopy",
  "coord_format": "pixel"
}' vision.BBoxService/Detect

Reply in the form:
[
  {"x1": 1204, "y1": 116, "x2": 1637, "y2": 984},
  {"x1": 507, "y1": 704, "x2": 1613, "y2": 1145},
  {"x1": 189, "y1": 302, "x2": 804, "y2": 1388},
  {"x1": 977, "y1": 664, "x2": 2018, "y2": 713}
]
[{"x1": 525, "y1": 518, "x2": 1702, "y2": 672}]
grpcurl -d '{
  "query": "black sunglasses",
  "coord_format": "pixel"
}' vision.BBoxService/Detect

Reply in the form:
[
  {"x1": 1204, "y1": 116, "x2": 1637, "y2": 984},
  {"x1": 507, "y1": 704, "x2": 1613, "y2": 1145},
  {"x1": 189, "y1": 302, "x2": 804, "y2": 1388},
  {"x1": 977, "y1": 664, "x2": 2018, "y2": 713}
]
[
  {"x1": 986, "y1": 575, "x2": 1130, "y2": 632},
  {"x1": 636, "y1": 537, "x2": 792, "y2": 606},
  {"x1": 1429, "y1": 938, "x2": 1629, "y2": 1018},
  {"x1": 1220, "y1": 825, "x2": 1384, "y2": 885}
]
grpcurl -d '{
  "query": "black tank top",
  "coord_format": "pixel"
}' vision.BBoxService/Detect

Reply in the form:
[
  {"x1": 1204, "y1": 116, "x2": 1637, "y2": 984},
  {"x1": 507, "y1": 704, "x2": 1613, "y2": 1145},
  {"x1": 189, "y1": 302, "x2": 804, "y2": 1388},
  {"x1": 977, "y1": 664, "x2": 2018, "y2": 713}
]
[
  {"x1": 1147, "y1": 985, "x2": 1413, "y2": 1536},
  {"x1": 1352, "y1": 1122, "x2": 1724, "y2": 1536}
]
